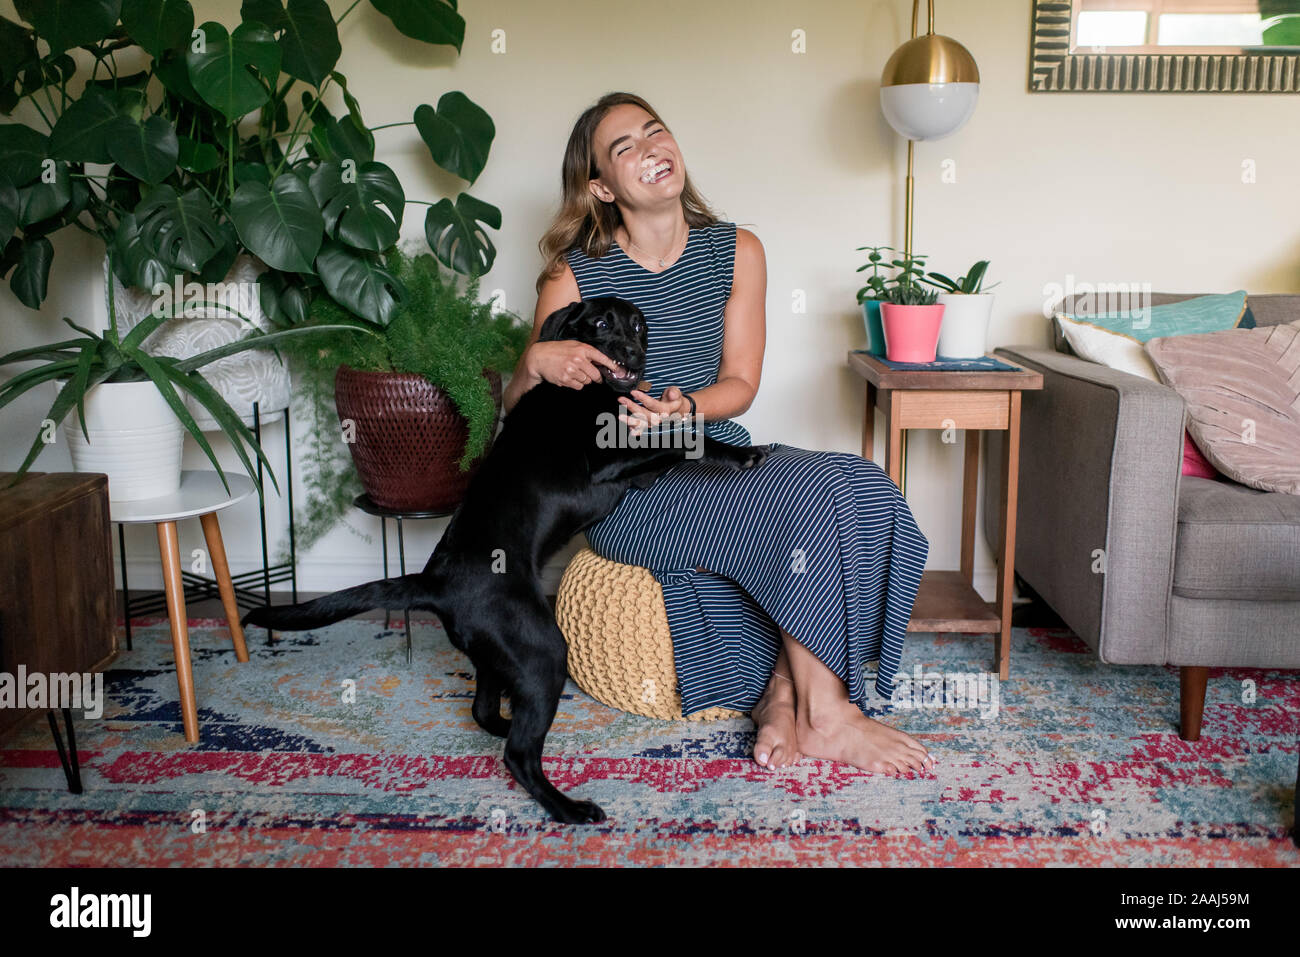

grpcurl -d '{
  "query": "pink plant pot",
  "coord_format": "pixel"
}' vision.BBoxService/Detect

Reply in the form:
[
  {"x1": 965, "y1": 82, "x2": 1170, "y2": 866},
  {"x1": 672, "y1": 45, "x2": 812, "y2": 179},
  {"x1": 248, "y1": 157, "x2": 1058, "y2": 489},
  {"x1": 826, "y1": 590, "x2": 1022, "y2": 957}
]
[{"x1": 880, "y1": 303, "x2": 945, "y2": 363}]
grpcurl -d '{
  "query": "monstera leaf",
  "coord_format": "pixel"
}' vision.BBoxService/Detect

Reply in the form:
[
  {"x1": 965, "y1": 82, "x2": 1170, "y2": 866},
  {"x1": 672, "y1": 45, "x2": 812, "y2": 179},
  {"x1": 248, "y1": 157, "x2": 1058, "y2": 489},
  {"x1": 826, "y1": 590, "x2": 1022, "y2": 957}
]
[
  {"x1": 112, "y1": 211, "x2": 172, "y2": 291},
  {"x1": 14, "y1": 0, "x2": 121, "y2": 55},
  {"x1": 0, "y1": 174, "x2": 17, "y2": 240},
  {"x1": 8, "y1": 235, "x2": 53, "y2": 308},
  {"x1": 121, "y1": 0, "x2": 195, "y2": 58},
  {"x1": 0, "y1": 123, "x2": 48, "y2": 186},
  {"x1": 49, "y1": 86, "x2": 119, "y2": 164},
  {"x1": 134, "y1": 185, "x2": 224, "y2": 274},
  {"x1": 413, "y1": 92, "x2": 494, "y2": 183},
  {"x1": 369, "y1": 0, "x2": 464, "y2": 52},
  {"x1": 309, "y1": 160, "x2": 403, "y2": 252},
  {"x1": 231, "y1": 172, "x2": 324, "y2": 272},
  {"x1": 186, "y1": 20, "x2": 281, "y2": 122},
  {"x1": 17, "y1": 162, "x2": 71, "y2": 225},
  {"x1": 108, "y1": 114, "x2": 180, "y2": 185},
  {"x1": 424, "y1": 192, "x2": 499, "y2": 276},
  {"x1": 278, "y1": 0, "x2": 341, "y2": 87},
  {"x1": 315, "y1": 239, "x2": 404, "y2": 324}
]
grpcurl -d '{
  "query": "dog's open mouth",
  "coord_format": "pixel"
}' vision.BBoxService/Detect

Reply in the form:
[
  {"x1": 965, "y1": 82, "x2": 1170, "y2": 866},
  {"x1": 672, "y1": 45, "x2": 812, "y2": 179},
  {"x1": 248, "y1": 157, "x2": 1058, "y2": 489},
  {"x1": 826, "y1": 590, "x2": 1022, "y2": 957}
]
[{"x1": 600, "y1": 361, "x2": 640, "y2": 391}]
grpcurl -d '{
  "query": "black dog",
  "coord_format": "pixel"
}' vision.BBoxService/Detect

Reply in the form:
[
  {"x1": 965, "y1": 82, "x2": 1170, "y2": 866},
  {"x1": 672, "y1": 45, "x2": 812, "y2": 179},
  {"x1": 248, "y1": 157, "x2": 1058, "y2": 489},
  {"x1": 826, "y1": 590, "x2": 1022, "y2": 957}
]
[{"x1": 242, "y1": 297, "x2": 768, "y2": 823}]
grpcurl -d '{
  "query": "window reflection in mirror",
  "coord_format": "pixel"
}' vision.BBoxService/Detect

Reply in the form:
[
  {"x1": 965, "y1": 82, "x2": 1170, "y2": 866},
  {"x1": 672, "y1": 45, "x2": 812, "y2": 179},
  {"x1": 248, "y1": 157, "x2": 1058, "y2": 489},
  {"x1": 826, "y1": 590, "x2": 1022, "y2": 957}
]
[{"x1": 1071, "y1": 1, "x2": 1300, "y2": 54}]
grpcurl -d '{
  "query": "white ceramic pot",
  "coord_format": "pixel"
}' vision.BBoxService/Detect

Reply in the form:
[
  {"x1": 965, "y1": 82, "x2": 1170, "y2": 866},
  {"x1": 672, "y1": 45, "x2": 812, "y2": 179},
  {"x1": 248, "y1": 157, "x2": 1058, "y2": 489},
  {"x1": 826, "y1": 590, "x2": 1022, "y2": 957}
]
[
  {"x1": 61, "y1": 380, "x2": 185, "y2": 501},
  {"x1": 936, "y1": 293, "x2": 995, "y2": 359}
]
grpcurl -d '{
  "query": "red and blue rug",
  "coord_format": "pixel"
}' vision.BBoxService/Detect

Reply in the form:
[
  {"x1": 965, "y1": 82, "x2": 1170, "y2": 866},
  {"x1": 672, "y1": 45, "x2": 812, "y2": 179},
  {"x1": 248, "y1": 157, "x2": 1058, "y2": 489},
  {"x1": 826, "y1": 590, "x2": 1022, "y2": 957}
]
[{"x1": 0, "y1": 615, "x2": 1295, "y2": 866}]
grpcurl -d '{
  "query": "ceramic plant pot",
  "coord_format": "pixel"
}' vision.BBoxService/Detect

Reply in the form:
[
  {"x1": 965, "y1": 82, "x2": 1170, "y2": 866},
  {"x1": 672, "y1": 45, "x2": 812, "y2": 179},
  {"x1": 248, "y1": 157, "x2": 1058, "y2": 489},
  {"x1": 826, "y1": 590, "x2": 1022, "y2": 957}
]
[
  {"x1": 880, "y1": 303, "x2": 945, "y2": 363},
  {"x1": 62, "y1": 380, "x2": 186, "y2": 501},
  {"x1": 935, "y1": 292, "x2": 994, "y2": 359}
]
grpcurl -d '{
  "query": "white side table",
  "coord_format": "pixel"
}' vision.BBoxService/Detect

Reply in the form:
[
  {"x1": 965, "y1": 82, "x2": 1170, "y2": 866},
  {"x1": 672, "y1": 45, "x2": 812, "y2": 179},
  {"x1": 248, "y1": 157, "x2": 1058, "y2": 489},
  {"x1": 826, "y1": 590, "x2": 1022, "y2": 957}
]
[{"x1": 111, "y1": 471, "x2": 255, "y2": 742}]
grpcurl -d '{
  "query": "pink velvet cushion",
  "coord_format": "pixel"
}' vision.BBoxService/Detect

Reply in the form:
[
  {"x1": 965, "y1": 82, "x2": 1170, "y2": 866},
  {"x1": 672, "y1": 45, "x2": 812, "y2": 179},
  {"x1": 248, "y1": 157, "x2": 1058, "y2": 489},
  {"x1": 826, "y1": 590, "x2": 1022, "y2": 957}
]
[
  {"x1": 1146, "y1": 320, "x2": 1300, "y2": 495},
  {"x1": 1182, "y1": 430, "x2": 1220, "y2": 479}
]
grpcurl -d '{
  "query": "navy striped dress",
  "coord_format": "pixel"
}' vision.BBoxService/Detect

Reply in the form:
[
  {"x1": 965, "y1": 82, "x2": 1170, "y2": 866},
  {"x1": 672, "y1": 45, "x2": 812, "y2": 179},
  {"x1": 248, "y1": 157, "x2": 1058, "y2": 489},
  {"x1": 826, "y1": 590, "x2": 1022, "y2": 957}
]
[{"x1": 567, "y1": 221, "x2": 929, "y2": 716}]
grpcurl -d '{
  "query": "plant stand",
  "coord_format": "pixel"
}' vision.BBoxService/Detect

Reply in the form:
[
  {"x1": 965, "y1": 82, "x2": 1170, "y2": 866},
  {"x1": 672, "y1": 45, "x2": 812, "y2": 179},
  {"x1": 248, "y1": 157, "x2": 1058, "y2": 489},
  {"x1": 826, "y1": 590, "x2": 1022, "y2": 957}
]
[
  {"x1": 352, "y1": 493, "x2": 456, "y2": 665},
  {"x1": 117, "y1": 400, "x2": 298, "y2": 648}
]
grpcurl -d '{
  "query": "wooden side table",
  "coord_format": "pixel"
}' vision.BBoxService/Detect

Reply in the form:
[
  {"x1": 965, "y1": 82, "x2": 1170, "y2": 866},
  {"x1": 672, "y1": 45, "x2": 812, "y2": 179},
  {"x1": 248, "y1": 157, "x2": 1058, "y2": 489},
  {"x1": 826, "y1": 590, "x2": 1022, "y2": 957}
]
[
  {"x1": 847, "y1": 352, "x2": 1043, "y2": 679},
  {"x1": 111, "y1": 471, "x2": 255, "y2": 742}
]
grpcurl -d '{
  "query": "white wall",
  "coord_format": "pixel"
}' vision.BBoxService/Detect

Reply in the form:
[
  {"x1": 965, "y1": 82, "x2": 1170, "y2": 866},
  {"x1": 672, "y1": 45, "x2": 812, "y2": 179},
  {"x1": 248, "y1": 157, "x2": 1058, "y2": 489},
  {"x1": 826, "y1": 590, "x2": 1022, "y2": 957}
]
[{"x1": 3, "y1": 0, "x2": 1298, "y2": 597}]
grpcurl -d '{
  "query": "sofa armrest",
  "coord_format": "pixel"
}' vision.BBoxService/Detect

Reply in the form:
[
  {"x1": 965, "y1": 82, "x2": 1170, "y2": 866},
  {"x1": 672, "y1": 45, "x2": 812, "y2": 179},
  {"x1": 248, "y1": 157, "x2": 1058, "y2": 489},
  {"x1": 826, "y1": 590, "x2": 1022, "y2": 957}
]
[{"x1": 985, "y1": 346, "x2": 1185, "y2": 664}]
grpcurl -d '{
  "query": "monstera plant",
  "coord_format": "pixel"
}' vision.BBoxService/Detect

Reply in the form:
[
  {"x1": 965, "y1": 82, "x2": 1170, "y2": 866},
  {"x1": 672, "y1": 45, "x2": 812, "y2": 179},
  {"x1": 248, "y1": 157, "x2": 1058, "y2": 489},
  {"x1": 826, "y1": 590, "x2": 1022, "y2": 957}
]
[{"x1": 0, "y1": 0, "x2": 501, "y2": 325}]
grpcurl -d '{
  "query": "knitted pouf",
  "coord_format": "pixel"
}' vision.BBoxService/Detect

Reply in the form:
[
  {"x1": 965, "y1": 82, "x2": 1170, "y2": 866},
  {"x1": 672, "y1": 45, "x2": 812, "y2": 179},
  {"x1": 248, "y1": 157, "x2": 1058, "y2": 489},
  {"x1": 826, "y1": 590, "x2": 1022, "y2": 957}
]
[{"x1": 555, "y1": 547, "x2": 745, "y2": 721}]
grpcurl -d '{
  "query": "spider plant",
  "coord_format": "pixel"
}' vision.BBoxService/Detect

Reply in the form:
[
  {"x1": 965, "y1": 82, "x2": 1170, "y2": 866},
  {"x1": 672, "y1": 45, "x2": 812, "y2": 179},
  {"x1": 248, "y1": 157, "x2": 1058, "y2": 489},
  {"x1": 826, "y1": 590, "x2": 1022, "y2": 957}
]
[{"x1": 0, "y1": 264, "x2": 370, "y2": 494}]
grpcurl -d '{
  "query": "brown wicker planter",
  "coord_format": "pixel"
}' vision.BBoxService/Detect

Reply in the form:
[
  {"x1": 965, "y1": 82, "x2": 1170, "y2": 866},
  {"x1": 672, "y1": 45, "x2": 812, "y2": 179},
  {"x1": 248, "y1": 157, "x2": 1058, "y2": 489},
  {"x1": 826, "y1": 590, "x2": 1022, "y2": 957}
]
[{"x1": 333, "y1": 365, "x2": 502, "y2": 512}]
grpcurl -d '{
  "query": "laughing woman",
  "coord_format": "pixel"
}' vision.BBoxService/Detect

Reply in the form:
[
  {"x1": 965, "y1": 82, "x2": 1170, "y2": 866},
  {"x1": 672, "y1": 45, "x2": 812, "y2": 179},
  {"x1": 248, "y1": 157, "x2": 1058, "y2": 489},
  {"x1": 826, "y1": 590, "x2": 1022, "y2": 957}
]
[{"x1": 503, "y1": 92, "x2": 935, "y2": 777}]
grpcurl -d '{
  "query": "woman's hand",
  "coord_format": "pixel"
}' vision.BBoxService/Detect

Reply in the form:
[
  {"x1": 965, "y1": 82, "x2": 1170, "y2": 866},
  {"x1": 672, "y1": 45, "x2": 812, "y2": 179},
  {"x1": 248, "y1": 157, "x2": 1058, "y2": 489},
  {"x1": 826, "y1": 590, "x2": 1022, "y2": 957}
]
[
  {"x1": 618, "y1": 385, "x2": 693, "y2": 436},
  {"x1": 526, "y1": 340, "x2": 621, "y2": 390}
]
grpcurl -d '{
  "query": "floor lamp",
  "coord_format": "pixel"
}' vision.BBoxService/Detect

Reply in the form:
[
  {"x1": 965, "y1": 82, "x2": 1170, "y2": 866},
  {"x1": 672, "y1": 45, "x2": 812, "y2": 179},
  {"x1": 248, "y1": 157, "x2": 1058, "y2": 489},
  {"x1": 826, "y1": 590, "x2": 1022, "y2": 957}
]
[{"x1": 878, "y1": 0, "x2": 980, "y2": 490}]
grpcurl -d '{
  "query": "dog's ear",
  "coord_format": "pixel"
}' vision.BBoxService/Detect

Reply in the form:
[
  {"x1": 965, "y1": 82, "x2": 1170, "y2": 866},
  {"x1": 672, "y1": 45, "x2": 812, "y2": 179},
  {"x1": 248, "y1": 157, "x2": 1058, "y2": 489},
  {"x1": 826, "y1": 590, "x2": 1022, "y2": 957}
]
[{"x1": 537, "y1": 301, "x2": 588, "y2": 342}]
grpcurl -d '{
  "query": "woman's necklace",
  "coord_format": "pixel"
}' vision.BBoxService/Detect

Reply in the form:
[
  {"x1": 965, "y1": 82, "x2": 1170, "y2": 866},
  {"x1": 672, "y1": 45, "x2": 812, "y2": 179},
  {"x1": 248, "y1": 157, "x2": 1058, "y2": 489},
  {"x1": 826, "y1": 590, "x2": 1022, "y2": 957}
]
[{"x1": 623, "y1": 223, "x2": 687, "y2": 269}]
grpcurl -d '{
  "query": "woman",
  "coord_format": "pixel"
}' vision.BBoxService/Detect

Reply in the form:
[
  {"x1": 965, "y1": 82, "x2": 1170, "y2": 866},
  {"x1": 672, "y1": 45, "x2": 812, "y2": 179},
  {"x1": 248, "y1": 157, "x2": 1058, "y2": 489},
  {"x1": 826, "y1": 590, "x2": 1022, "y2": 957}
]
[{"x1": 503, "y1": 92, "x2": 935, "y2": 778}]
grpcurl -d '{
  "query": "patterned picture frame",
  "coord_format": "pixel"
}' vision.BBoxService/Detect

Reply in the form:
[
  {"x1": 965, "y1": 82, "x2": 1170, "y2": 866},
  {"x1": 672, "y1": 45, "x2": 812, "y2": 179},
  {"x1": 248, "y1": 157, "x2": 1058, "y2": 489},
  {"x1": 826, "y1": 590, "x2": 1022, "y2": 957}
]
[{"x1": 1029, "y1": 0, "x2": 1300, "y2": 92}]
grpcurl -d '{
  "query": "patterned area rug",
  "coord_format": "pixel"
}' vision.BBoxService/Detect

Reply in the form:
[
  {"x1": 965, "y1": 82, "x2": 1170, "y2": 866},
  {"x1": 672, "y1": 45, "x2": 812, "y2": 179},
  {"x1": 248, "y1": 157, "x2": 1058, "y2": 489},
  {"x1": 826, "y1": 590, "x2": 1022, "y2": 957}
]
[{"x1": 0, "y1": 615, "x2": 1296, "y2": 866}]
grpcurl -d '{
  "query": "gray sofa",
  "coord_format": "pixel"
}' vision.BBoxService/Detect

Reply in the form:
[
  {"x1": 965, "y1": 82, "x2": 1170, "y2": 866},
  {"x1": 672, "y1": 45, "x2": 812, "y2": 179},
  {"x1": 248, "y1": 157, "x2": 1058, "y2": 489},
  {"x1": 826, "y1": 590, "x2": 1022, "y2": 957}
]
[{"x1": 985, "y1": 293, "x2": 1300, "y2": 740}]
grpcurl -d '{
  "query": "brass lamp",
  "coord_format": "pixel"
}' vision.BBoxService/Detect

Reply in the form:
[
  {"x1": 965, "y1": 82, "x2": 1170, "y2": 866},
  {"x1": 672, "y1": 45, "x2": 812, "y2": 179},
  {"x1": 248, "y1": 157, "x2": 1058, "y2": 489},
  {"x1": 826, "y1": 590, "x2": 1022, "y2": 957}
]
[{"x1": 880, "y1": 0, "x2": 980, "y2": 258}]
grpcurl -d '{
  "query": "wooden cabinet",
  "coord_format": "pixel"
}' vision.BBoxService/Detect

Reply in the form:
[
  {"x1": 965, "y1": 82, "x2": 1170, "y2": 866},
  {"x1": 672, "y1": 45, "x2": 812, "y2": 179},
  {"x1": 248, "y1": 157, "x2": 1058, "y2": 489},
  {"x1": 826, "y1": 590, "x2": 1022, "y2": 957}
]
[{"x1": 0, "y1": 472, "x2": 117, "y2": 739}]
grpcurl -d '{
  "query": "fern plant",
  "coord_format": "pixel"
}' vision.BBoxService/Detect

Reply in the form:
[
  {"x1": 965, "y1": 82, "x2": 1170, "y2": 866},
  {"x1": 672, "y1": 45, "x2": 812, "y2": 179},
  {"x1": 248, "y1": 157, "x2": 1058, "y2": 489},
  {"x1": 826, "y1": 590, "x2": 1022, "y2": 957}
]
[{"x1": 270, "y1": 244, "x2": 531, "y2": 556}]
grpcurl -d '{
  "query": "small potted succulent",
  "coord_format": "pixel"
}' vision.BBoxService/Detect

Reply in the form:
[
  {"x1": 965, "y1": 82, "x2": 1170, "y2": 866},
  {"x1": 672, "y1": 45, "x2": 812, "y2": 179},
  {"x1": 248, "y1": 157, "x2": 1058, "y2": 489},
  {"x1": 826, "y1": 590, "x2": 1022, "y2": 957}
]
[
  {"x1": 855, "y1": 244, "x2": 894, "y2": 356},
  {"x1": 922, "y1": 260, "x2": 999, "y2": 359},
  {"x1": 876, "y1": 251, "x2": 943, "y2": 363}
]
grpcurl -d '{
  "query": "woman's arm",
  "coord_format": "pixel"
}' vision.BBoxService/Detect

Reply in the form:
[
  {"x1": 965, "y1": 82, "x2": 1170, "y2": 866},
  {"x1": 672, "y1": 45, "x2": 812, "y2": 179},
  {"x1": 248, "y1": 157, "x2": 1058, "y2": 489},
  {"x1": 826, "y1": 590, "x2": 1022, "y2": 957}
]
[
  {"x1": 698, "y1": 226, "x2": 766, "y2": 419},
  {"x1": 503, "y1": 263, "x2": 581, "y2": 414},
  {"x1": 618, "y1": 227, "x2": 766, "y2": 430}
]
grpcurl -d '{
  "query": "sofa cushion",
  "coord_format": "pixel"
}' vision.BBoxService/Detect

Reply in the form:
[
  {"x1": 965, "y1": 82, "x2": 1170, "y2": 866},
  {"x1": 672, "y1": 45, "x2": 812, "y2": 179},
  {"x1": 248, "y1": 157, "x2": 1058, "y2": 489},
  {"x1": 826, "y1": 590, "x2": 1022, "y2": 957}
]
[
  {"x1": 1173, "y1": 476, "x2": 1300, "y2": 601},
  {"x1": 1146, "y1": 320, "x2": 1300, "y2": 495},
  {"x1": 1054, "y1": 290, "x2": 1249, "y2": 380}
]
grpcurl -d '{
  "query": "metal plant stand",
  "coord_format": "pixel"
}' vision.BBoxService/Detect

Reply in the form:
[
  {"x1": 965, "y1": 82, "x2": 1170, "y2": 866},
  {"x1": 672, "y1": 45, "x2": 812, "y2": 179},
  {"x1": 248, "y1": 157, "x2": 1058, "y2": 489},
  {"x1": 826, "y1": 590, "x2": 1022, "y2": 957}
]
[{"x1": 351, "y1": 493, "x2": 455, "y2": 664}]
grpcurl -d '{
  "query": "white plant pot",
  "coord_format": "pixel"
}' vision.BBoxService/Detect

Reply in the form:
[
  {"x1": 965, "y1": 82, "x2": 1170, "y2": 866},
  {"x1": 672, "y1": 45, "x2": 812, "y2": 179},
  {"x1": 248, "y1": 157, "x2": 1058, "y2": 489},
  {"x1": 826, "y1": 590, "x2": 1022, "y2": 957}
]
[
  {"x1": 936, "y1": 293, "x2": 995, "y2": 359},
  {"x1": 61, "y1": 380, "x2": 185, "y2": 502}
]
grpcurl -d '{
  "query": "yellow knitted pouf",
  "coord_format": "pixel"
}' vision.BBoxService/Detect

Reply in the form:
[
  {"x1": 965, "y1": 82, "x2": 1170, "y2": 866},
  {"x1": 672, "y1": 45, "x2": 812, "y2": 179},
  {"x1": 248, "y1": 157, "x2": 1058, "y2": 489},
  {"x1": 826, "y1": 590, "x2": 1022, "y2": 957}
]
[{"x1": 555, "y1": 547, "x2": 745, "y2": 721}]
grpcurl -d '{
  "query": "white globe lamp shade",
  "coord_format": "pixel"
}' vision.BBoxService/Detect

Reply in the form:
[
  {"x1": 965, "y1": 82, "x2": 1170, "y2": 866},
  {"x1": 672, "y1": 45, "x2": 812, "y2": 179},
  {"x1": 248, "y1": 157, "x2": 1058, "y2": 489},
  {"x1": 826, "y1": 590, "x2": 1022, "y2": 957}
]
[
  {"x1": 880, "y1": 82, "x2": 978, "y2": 141},
  {"x1": 880, "y1": 34, "x2": 980, "y2": 142}
]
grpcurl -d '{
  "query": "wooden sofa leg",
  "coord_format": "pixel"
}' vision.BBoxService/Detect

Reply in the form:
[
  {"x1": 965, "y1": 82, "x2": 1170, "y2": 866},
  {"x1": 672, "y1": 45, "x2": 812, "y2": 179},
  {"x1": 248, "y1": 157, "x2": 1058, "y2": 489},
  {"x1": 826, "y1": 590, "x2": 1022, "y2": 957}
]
[{"x1": 1179, "y1": 666, "x2": 1209, "y2": 741}]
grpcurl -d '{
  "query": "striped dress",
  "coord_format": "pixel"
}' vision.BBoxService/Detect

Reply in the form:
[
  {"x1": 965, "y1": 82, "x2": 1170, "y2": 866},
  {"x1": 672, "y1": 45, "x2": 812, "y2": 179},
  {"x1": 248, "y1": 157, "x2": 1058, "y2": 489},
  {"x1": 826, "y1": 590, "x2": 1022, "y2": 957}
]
[{"x1": 566, "y1": 221, "x2": 929, "y2": 716}]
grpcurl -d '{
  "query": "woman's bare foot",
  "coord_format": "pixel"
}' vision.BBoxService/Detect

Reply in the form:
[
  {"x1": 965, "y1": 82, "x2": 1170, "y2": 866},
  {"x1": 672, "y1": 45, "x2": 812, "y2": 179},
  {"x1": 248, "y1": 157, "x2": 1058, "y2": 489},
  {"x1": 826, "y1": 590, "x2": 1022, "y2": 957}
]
[
  {"x1": 751, "y1": 673, "x2": 802, "y2": 770},
  {"x1": 795, "y1": 696, "x2": 935, "y2": 777},
  {"x1": 749, "y1": 645, "x2": 802, "y2": 770}
]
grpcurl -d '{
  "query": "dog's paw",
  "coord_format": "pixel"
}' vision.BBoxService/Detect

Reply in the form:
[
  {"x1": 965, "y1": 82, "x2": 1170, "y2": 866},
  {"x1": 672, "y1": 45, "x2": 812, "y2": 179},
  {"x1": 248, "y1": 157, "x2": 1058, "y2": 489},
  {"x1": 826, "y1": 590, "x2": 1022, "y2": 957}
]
[
  {"x1": 739, "y1": 444, "x2": 771, "y2": 470},
  {"x1": 554, "y1": 799, "x2": 607, "y2": 825}
]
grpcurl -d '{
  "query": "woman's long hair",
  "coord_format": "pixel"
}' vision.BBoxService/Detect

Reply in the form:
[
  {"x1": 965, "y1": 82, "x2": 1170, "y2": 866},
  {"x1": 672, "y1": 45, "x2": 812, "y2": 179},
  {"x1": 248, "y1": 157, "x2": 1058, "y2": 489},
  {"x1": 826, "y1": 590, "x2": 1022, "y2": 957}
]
[{"x1": 535, "y1": 92, "x2": 722, "y2": 294}]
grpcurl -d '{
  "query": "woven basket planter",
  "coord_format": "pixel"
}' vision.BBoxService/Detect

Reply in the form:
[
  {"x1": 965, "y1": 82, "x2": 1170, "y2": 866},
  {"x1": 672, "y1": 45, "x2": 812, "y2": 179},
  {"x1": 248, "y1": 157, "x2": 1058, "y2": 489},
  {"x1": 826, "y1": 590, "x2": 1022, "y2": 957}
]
[{"x1": 334, "y1": 365, "x2": 502, "y2": 512}]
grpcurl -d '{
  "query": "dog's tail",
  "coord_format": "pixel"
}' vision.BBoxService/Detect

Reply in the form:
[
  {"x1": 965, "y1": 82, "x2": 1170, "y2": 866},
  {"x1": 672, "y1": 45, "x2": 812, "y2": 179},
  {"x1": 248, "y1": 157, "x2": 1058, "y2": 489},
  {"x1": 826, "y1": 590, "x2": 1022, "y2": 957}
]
[{"x1": 240, "y1": 574, "x2": 434, "y2": 632}]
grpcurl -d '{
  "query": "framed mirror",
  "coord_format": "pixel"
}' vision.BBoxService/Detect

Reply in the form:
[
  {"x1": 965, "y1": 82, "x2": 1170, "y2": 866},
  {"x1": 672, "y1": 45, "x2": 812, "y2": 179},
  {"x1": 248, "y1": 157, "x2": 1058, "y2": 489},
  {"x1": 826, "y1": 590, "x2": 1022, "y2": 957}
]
[{"x1": 1030, "y1": 0, "x2": 1300, "y2": 91}]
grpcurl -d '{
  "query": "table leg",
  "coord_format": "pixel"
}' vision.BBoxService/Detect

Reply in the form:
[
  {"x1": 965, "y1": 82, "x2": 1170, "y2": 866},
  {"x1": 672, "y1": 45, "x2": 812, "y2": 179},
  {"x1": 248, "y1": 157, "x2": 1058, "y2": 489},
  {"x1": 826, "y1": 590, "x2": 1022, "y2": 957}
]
[
  {"x1": 47, "y1": 708, "x2": 83, "y2": 794},
  {"x1": 885, "y1": 394, "x2": 904, "y2": 491},
  {"x1": 993, "y1": 392, "x2": 1022, "y2": 680},
  {"x1": 961, "y1": 429, "x2": 980, "y2": 586},
  {"x1": 381, "y1": 517, "x2": 391, "y2": 629},
  {"x1": 157, "y1": 520, "x2": 199, "y2": 743},
  {"x1": 397, "y1": 516, "x2": 411, "y2": 665},
  {"x1": 861, "y1": 382, "x2": 876, "y2": 461},
  {"x1": 117, "y1": 522, "x2": 133, "y2": 650},
  {"x1": 200, "y1": 511, "x2": 250, "y2": 663}
]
